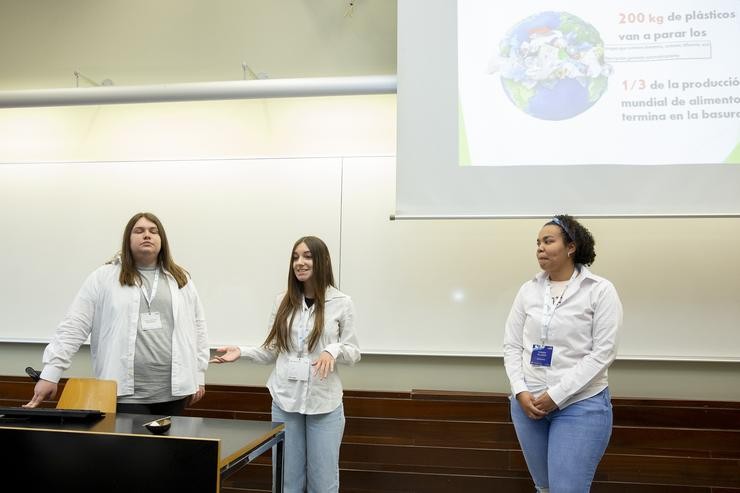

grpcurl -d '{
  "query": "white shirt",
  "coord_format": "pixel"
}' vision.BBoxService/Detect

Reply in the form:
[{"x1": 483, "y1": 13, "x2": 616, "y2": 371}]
[
  {"x1": 239, "y1": 286, "x2": 361, "y2": 414},
  {"x1": 40, "y1": 263, "x2": 209, "y2": 397},
  {"x1": 503, "y1": 265, "x2": 622, "y2": 408}
]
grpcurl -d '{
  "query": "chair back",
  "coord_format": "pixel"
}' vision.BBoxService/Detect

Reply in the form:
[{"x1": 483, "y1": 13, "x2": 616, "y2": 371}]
[{"x1": 56, "y1": 378, "x2": 117, "y2": 414}]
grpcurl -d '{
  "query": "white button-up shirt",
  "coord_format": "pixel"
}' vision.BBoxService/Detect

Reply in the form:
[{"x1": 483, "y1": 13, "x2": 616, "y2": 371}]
[
  {"x1": 503, "y1": 266, "x2": 622, "y2": 408},
  {"x1": 40, "y1": 263, "x2": 209, "y2": 397},
  {"x1": 239, "y1": 286, "x2": 361, "y2": 414}
]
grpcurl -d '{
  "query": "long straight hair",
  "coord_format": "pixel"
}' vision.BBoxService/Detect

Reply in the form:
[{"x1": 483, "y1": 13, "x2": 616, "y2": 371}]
[
  {"x1": 119, "y1": 212, "x2": 189, "y2": 288},
  {"x1": 262, "y1": 236, "x2": 335, "y2": 353}
]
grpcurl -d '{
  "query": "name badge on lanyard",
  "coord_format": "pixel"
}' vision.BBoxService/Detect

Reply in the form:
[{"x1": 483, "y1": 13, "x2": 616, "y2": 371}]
[
  {"x1": 530, "y1": 345, "x2": 554, "y2": 366},
  {"x1": 287, "y1": 357, "x2": 311, "y2": 381},
  {"x1": 141, "y1": 312, "x2": 163, "y2": 330}
]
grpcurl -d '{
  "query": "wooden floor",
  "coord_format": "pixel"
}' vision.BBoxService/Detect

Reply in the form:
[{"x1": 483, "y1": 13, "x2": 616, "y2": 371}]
[{"x1": 2, "y1": 377, "x2": 738, "y2": 492}]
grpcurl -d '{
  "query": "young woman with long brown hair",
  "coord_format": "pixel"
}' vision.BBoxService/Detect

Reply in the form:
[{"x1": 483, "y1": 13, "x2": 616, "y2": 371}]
[
  {"x1": 26, "y1": 212, "x2": 209, "y2": 415},
  {"x1": 212, "y1": 236, "x2": 360, "y2": 493}
]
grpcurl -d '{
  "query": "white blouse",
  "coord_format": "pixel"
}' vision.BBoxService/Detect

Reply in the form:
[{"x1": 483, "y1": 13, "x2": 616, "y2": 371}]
[
  {"x1": 503, "y1": 266, "x2": 623, "y2": 408},
  {"x1": 239, "y1": 286, "x2": 361, "y2": 414}
]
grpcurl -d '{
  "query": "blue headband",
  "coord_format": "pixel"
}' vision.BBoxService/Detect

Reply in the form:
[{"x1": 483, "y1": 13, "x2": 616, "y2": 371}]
[{"x1": 547, "y1": 217, "x2": 574, "y2": 242}]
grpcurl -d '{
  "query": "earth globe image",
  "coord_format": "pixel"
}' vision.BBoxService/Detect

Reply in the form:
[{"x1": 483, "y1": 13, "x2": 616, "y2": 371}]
[{"x1": 495, "y1": 11, "x2": 611, "y2": 120}]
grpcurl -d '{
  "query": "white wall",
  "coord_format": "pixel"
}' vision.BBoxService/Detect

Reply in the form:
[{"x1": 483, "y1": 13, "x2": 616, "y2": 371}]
[{"x1": 0, "y1": 95, "x2": 738, "y2": 401}]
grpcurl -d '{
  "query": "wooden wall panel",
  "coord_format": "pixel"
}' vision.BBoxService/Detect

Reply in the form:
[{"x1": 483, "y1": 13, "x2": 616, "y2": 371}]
[{"x1": 1, "y1": 377, "x2": 738, "y2": 492}]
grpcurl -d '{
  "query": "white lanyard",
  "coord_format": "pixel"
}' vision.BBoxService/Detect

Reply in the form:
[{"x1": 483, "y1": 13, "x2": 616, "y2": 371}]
[
  {"x1": 297, "y1": 300, "x2": 314, "y2": 357},
  {"x1": 539, "y1": 268, "x2": 578, "y2": 343},
  {"x1": 139, "y1": 269, "x2": 160, "y2": 313}
]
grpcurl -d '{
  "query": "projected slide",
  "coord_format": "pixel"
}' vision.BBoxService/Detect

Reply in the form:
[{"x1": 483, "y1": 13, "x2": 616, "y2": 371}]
[{"x1": 458, "y1": 0, "x2": 740, "y2": 166}]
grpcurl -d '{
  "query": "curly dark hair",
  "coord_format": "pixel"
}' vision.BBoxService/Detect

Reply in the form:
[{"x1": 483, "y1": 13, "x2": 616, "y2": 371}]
[{"x1": 547, "y1": 214, "x2": 596, "y2": 266}]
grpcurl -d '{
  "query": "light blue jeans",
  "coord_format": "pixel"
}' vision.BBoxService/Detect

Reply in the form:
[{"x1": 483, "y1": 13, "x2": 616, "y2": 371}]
[
  {"x1": 510, "y1": 388, "x2": 613, "y2": 493},
  {"x1": 272, "y1": 402, "x2": 345, "y2": 493}
]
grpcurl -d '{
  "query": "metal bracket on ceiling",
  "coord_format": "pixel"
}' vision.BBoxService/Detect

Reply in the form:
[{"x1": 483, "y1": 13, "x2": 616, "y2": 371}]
[{"x1": 73, "y1": 70, "x2": 114, "y2": 88}]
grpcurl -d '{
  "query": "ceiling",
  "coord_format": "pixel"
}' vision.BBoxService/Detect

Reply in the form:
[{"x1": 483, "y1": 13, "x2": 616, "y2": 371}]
[{"x1": 0, "y1": 0, "x2": 397, "y2": 91}]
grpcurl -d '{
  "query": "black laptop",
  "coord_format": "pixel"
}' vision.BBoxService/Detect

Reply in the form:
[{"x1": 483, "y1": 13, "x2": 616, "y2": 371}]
[{"x1": 0, "y1": 406, "x2": 105, "y2": 422}]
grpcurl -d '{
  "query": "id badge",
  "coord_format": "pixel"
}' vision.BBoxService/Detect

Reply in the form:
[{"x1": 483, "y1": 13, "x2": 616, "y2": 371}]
[
  {"x1": 287, "y1": 357, "x2": 311, "y2": 381},
  {"x1": 140, "y1": 312, "x2": 163, "y2": 330},
  {"x1": 530, "y1": 345, "x2": 554, "y2": 367}
]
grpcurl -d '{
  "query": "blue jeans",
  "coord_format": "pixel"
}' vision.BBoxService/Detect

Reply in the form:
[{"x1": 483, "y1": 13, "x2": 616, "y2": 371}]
[
  {"x1": 272, "y1": 402, "x2": 345, "y2": 493},
  {"x1": 510, "y1": 388, "x2": 613, "y2": 493}
]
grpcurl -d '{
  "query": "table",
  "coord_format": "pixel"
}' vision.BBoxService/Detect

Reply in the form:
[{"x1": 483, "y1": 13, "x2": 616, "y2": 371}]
[{"x1": 0, "y1": 412, "x2": 284, "y2": 492}]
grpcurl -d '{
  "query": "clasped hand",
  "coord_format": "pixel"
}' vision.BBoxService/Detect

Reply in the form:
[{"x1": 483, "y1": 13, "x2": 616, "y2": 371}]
[{"x1": 517, "y1": 391, "x2": 557, "y2": 420}]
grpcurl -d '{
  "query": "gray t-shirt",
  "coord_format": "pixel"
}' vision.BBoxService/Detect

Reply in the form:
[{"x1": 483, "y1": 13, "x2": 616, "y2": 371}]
[{"x1": 117, "y1": 267, "x2": 177, "y2": 404}]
